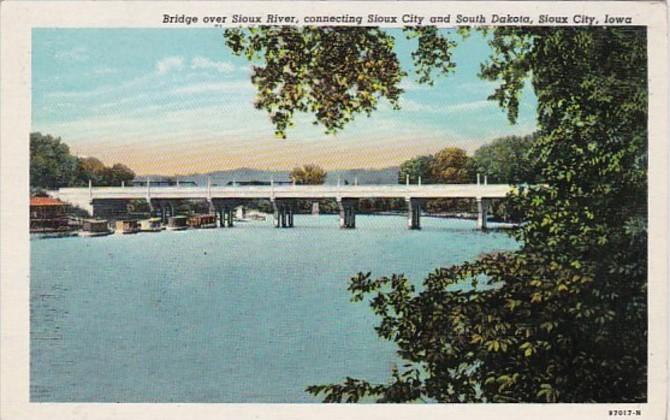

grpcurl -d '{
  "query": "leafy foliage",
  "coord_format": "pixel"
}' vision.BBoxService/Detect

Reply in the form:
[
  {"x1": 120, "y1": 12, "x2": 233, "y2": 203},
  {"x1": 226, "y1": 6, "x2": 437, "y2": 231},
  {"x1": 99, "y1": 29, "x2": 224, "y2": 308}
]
[
  {"x1": 398, "y1": 147, "x2": 473, "y2": 185},
  {"x1": 30, "y1": 132, "x2": 80, "y2": 190},
  {"x1": 224, "y1": 27, "x2": 648, "y2": 403},
  {"x1": 398, "y1": 154, "x2": 434, "y2": 184},
  {"x1": 290, "y1": 163, "x2": 327, "y2": 185},
  {"x1": 30, "y1": 132, "x2": 136, "y2": 189},
  {"x1": 472, "y1": 133, "x2": 539, "y2": 184},
  {"x1": 224, "y1": 27, "x2": 468, "y2": 138},
  {"x1": 430, "y1": 147, "x2": 472, "y2": 184},
  {"x1": 225, "y1": 27, "x2": 406, "y2": 138}
]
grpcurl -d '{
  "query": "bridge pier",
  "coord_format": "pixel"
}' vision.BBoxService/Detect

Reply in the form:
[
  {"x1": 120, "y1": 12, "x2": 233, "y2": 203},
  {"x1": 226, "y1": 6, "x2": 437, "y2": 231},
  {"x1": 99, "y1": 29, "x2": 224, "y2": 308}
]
[
  {"x1": 91, "y1": 199, "x2": 130, "y2": 219},
  {"x1": 211, "y1": 199, "x2": 239, "y2": 228},
  {"x1": 337, "y1": 198, "x2": 357, "y2": 229},
  {"x1": 407, "y1": 198, "x2": 424, "y2": 230},
  {"x1": 222, "y1": 208, "x2": 234, "y2": 227},
  {"x1": 477, "y1": 198, "x2": 490, "y2": 230},
  {"x1": 272, "y1": 199, "x2": 295, "y2": 228},
  {"x1": 151, "y1": 199, "x2": 176, "y2": 224}
]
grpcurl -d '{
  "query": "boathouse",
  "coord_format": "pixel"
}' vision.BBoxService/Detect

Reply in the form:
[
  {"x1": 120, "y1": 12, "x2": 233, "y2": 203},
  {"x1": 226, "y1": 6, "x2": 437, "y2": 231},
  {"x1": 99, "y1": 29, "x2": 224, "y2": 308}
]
[
  {"x1": 188, "y1": 214, "x2": 216, "y2": 228},
  {"x1": 30, "y1": 196, "x2": 70, "y2": 232}
]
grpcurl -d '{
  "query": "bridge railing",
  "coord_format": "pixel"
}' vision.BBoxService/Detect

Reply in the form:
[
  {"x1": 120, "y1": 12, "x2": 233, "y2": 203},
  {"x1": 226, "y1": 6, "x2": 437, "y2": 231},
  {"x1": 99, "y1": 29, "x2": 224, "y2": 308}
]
[{"x1": 54, "y1": 183, "x2": 516, "y2": 200}]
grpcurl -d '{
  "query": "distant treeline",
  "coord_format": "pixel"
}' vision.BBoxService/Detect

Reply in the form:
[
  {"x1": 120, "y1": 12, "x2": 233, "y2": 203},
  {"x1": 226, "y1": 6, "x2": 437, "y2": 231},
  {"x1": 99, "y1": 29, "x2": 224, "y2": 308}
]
[
  {"x1": 398, "y1": 133, "x2": 540, "y2": 185},
  {"x1": 30, "y1": 132, "x2": 135, "y2": 191}
]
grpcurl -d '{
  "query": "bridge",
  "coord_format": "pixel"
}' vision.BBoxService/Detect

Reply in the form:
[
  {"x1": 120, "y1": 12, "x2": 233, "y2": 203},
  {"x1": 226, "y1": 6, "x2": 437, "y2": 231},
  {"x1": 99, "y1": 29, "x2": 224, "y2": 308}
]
[{"x1": 49, "y1": 181, "x2": 515, "y2": 230}]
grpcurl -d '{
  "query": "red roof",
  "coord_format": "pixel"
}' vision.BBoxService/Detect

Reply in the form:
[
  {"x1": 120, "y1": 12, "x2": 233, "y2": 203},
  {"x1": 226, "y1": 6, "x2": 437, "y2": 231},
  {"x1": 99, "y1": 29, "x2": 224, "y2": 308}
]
[{"x1": 30, "y1": 197, "x2": 66, "y2": 207}]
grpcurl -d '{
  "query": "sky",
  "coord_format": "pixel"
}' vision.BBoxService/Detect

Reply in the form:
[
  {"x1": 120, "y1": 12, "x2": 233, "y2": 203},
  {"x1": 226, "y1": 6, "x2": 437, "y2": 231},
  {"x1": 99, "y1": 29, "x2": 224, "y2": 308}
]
[{"x1": 32, "y1": 28, "x2": 538, "y2": 175}]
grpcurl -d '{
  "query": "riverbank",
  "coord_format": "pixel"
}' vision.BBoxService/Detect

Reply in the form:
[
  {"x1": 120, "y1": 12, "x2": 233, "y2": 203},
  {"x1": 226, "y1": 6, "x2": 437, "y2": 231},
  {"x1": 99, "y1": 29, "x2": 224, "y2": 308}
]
[{"x1": 30, "y1": 213, "x2": 519, "y2": 239}]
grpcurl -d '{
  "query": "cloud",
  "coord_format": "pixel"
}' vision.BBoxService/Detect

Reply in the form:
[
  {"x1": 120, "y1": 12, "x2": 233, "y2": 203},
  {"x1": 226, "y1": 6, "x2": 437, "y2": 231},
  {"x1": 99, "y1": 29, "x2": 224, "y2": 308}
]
[
  {"x1": 444, "y1": 100, "x2": 493, "y2": 113},
  {"x1": 398, "y1": 98, "x2": 432, "y2": 112},
  {"x1": 399, "y1": 79, "x2": 431, "y2": 91},
  {"x1": 156, "y1": 56, "x2": 184, "y2": 74},
  {"x1": 54, "y1": 47, "x2": 88, "y2": 62},
  {"x1": 172, "y1": 81, "x2": 254, "y2": 95},
  {"x1": 190, "y1": 56, "x2": 235, "y2": 73}
]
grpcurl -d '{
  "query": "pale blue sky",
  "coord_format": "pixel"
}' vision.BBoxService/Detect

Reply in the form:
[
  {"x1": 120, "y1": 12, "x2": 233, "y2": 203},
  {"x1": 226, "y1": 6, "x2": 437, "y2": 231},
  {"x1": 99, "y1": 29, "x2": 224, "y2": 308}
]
[{"x1": 32, "y1": 28, "x2": 537, "y2": 175}]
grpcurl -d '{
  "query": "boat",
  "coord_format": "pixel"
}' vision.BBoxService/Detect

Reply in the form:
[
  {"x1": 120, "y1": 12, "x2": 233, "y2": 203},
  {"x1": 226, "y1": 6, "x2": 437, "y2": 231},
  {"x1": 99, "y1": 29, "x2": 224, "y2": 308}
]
[
  {"x1": 31, "y1": 231, "x2": 78, "y2": 239},
  {"x1": 79, "y1": 219, "x2": 112, "y2": 237},
  {"x1": 115, "y1": 219, "x2": 140, "y2": 234},
  {"x1": 140, "y1": 217, "x2": 163, "y2": 232},
  {"x1": 188, "y1": 214, "x2": 217, "y2": 229},
  {"x1": 167, "y1": 215, "x2": 188, "y2": 231},
  {"x1": 238, "y1": 209, "x2": 267, "y2": 222}
]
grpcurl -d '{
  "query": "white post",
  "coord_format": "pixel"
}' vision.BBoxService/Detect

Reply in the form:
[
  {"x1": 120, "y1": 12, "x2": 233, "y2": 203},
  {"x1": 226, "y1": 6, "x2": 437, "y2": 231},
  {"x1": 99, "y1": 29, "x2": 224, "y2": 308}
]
[
  {"x1": 207, "y1": 176, "x2": 212, "y2": 201},
  {"x1": 418, "y1": 176, "x2": 422, "y2": 186},
  {"x1": 176, "y1": 179, "x2": 180, "y2": 187},
  {"x1": 484, "y1": 175, "x2": 488, "y2": 185},
  {"x1": 121, "y1": 180, "x2": 125, "y2": 188},
  {"x1": 146, "y1": 178, "x2": 151, "y2": 201},
  {"x1": 270, "y1": 177, "x2": 275, "y2": 200},
  {"x1": 232, "y1": 178, "x2": 236, "y2": 187},
  {"x1": 88, "y1": 179, "x2": 92, "y2": 199},
  {"x1": 293, "y1": 178, "x2": 296, "y2": 187},
  {"x1": 337, "y1": 176, "x2": 341, "y2": 187},
  {"x1": 354, "y1": 176, "x2": 358, "y2": 186},
  {"x1": 477, "y1": 198, "x2": 488, "y2": 230},
  {"x1": 477, "y1": 173, "x2": 481, "y2": 186},
  {"x1": 406, "y1": 175, "x2": 410, "y2": 186}
]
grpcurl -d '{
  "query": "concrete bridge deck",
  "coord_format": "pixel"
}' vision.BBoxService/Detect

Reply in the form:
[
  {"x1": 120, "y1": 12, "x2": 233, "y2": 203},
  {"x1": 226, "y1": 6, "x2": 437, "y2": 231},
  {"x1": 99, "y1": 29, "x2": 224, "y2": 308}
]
[
  {"x1": 54, "y1": 184, "x2": 513, "y2": 201},
  {"x1": 49, "y1": 183, "x2": 515, "y2": 230}
]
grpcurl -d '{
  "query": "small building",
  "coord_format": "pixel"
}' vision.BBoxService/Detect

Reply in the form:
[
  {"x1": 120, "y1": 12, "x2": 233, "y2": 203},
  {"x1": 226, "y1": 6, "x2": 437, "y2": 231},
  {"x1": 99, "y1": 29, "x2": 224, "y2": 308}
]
[
  {"x1": 79, "y1": 219, "x2": 112, "y2": 237},
  {"x1": 30, "y1": 197, "x2": 70, "y2": 233},
  {"x1": 167, "y1": 215, "x2": 188, "y2": 231},
  {"x1": 115, "y1": 219, "x2": 139, "y2": 234},
  {"x1": 188, "y1": 214, "x2": 216, "y2": 228}
]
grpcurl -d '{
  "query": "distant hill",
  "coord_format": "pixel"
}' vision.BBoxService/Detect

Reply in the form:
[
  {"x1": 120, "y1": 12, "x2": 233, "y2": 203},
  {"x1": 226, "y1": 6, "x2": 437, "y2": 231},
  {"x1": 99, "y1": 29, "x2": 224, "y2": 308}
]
[{"x1": 136, "y1": 167, "x2": 400, "y2": 186}]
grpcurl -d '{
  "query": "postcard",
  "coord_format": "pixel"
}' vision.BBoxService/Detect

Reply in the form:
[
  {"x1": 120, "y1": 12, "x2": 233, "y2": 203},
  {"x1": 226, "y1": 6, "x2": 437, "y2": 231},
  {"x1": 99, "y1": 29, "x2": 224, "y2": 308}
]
[{"x1": 0, "y1": 1, "x2": 667, "y2": 419}]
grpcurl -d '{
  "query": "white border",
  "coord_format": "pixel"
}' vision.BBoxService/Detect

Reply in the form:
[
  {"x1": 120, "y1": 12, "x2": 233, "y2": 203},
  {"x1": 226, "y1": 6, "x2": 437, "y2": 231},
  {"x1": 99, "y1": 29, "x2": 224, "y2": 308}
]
[{"x1": 1, "y1": 2, "x2": 667, "y2": 419}]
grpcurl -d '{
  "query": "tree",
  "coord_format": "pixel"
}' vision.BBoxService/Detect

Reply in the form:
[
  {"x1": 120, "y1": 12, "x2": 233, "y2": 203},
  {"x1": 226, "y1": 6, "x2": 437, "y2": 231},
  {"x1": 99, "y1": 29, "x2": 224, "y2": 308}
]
[
  {"x1": 398, "y1": 155, "x2": 433, "y2": 184},
  {"x1": 30, "y1": 132, "x2": 80, "y2": 190},
  {"x1": 225, "y1": 27, "x2": 647, "y2": 403},
  {"x1": 30, "y1": 133, "x2": 137, "y2": 188},
  {"x1": 77, "y1": 156, "x2": 106, "y2": 185},
  {"x1": 290, "y1": 164, "x2": 327, "y2": 185},
  {"x1": 105, "y1": 163, "x2": 135, "y2": 186},
  {"x1": 224, "y1": 27, "x2": 407, "y2": 138},
  {"x1": 472, "y1": 134, "x2": 539, "y2": 184},
  {"x1": 430, "y1": 147, "x2": 472, "y2": 184}
]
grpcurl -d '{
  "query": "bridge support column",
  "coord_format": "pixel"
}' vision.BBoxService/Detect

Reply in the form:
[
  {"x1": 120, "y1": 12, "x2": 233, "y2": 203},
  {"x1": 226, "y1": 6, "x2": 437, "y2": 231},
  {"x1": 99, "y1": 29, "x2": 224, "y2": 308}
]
[
  {"x1": 272, "y1": 201, "x2": 281, "y2": 228},
  {"x1": 217, "y1": 208, "x2": 224, "y2": 227},
  {"x1": 337, "y1": 198, "x2": 357, "y2": 229},
  {"x1": 212, "y1": 199, "x2": 239, "y2": 228},
  {"x1": 407, "y1": 198, "x2": 424, "y2": 230},
  {"x1": 272, "y1": 199, "x2": 296, "y2": 228},
  {"x1": 223, "y1": 208, "x2": 234, "y2": 228},
  {"x1": 91, "y1": 199, "x2": 130, "y2": 219},
  {"x1": 477, "y1": 198, "x2": 489, "y2": 230}
]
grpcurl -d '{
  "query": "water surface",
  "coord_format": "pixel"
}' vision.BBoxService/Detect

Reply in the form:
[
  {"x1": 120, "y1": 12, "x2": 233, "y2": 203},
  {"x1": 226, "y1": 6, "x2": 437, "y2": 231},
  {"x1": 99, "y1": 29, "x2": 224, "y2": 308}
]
[{"x1": 31, "y1": 215, "x2": 518, "y2": 402}]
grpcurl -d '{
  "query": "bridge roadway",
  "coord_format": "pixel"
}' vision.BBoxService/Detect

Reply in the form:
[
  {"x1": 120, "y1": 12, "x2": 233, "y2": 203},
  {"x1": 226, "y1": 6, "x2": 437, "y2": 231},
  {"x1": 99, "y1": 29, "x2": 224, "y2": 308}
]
[{"x1": 50, "y1": 183, "x2": 515, "y2": 230}]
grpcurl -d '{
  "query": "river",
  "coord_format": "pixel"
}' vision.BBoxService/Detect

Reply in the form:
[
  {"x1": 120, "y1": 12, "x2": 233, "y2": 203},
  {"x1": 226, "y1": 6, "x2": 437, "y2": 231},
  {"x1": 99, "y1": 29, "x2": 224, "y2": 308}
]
[{"x1": 30, "y1": 215, "x2": 518, "y2": 402}]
